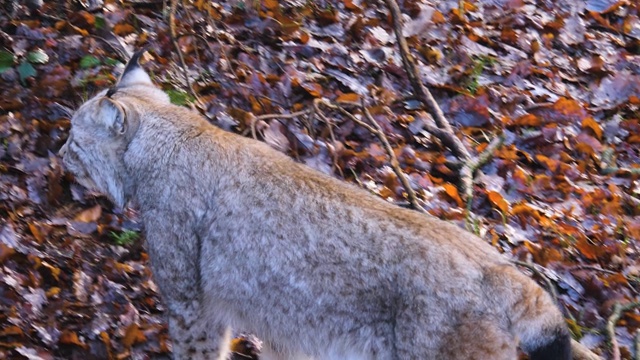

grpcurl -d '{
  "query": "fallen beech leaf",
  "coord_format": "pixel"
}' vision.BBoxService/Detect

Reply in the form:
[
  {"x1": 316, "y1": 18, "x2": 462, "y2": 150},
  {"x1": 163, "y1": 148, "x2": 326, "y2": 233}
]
[
  {"x1": 122, "y1": 323, "x2": 146, "y2": 348},
  {"x1": 487, "y1": 191, "x2": 509, "y2": 213},
  {"x1": 74, "y1": 205, "x2": 102, "y2": 223},
  {"x1": 28, "y1": 223, "x2": 45, "y2": 244},
  {"x1": 41, "y1": 262, "x2": 60, "y2": 281},
  {"x1": 442, "y1": 183, "x2": 463, "y2": 207},
  {"x1": 0, "y1": 243, "x2": 15, "y2": 263},
  {"x1": 582, "y1": 117, "x2": 603, "y2": 139},
  {"x1": 512, "y1": 114, "x2": 541, "y2": 127},
  {"x1": 575, "y1": 237, "x2": 601, "y2": 260},
  {"x1": 0, "y1": 325, "x2": 23, "y2": 337},
  {"x1": 336, "y1": 93, "x2": 359, "y2": 102},
  {"x1": 300, "y1": 82, "x2": 323, "y2": 97},
  {"x1": 113, "y1": 23, "x2": 135, "y2": 36},
  {"x1": 535, "y1": 154, "x2": 560, "y2": 172},
  {"x1": 45, "y1": 287, "x2": 61, "y2": 297},
  {"x1": 59, "y1": 330, "x2": 87, "y2": 349},
  {"x1": 264, "y1": 0, "x2": 278, "y2": 10}
]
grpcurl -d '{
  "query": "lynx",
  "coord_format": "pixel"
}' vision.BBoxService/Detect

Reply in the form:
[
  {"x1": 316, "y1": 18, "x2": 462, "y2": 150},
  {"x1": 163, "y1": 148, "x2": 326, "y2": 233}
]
[{"x1": 59, "y1": 51, "x2": 571, "y2": 360}]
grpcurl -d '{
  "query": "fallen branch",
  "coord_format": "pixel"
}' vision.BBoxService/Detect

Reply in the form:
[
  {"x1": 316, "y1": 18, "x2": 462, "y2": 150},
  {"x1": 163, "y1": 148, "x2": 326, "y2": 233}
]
[
  {"x1": 459, "y1": 134, "x2": 506, "y2": 202},
  {"x1": 383, "y1": 0, "x2": 470, "y2": 161},
  {"x1": 572, "y1": 340, "x2": 603, "y2": 360},
  {"x1": 168, "y1": 0, "x2": 207, "y2": 113},
  {"x1": 607, "y1": 301, "x2": 640, "y2": 360},
  {"x1": 513, "y1": 260, "x2": 558, "y2": 303},
  {"x1": 383, "y1": 0, "x2": 505, "y2": 203},
  {"x1": 317, "y1": 99, "x2": 425, "y2": 213}
]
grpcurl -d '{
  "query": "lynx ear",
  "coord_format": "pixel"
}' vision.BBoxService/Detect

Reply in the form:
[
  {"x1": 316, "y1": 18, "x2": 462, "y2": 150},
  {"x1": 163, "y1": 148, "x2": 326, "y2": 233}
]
[
  {"x1": 98, "y1": 98, "x2": 126, "y2": 135},
  {"x1": 117, "y1": 49, "x2": 152, "y2": 87}
]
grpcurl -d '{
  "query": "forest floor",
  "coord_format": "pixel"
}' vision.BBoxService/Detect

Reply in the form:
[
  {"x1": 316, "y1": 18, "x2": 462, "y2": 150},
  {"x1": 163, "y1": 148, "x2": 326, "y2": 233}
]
[{"x1": 0, "y1": 0, "x2": 639, "y2": 359}]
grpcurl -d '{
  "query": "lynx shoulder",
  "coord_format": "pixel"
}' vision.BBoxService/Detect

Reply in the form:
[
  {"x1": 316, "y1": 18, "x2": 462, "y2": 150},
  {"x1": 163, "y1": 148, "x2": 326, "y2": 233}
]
[{"x1": 60, "y1": 51, "x2": 571, "y2": 360}]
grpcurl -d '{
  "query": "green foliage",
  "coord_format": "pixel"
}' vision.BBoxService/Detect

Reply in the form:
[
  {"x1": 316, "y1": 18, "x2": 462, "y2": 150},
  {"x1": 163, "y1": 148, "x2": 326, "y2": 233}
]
[
  {"x1": 466, "y1": 55, "x2": 496, "y2": 94},
  {"x1": 109, "y1": 230, "x2": 139, "y2": 246},
  {"x1": 94, "y1": 16, "x2": 106, "y2": 30},
  {"x1": 166, "y1": 88, "x2": 194, "y2": 106},
  {"x1": 80, "y1": 55, "x2": 102, "y2": 69},
  {"x1": 103, "y1": 57, "x2": 120, "y2": 66},
  {"x1": 0, "y1": 50, "x2": 15, "y2": 73},
  {"x1": 17, "y1": 61, "x2": 36, "y2": 84}
]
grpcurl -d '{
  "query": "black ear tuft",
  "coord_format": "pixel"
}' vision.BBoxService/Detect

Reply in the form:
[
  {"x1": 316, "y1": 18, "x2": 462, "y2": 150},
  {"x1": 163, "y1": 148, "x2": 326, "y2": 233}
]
[
  {"x1": 116, "y1": 46, "x2": 153, "y2": 87},
  {"x1": 106, "y1": 87, "x2": 117, "y2": 98},
  {"x1": 120, "y1": 47, "x2": 148, "y2": 81}
]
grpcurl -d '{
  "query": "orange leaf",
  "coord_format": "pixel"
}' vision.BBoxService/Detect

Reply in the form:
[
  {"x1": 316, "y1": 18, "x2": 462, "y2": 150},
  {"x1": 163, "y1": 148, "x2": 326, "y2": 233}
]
[
  {"x1": 336, "y1": 93, "x2": 359, "y2": 102},
  {"x1": 0, "y1": 243, "x2": 15, "y2": 263},
  {"x1": 495, "y1": 145, "x2": 519, "y2": 160},
  {"x1": 113, "y1": 23, "x2": 135, "y2": 36},
  {"x1": 299, "y1": 31, "x2": 309, "y2": 44},
  {"x1": 59, "y1": 330, "x2": 87, "y2": 349},
  {"x1": 46, "y1": 287, "x2": 61, "y2": 297},
  {"x1": 487, "y1": 191, "x2": 509, "y2": 213},
  {"x1": 575, "y1": 237, "x2": 601, "y2": 260},
  {"x1": 28, "y1": 223, "x2": 44, "y2": 244},
  {"x1": 42, "y1": 262, "x2": 61, "y2": 281},
  {"x1": 442, "y1": 183, "x2": 464, "y2": 207},
  {"x1": 301, "y1": 82, "x2": 323, "y2": 97},
  {"x1": 628, "y1": 135, "x2": 640, "y2": 144},
  {"x1": 552, "y1": 97, "x2": 584, "y2": 117},
  {"x1": 75, "y1": 205, "x2": 102, "y2": 223},
  {"x1": 0, "y1": 325, "x2": 23, "y2": 337},
  {"x1": 512, "y1": 114, "x2": 541, "y2": 127},
  {"x1": 582, "y1": 117, "x2": 602, "y2": 139},
  {"x1": 100, "y1": 331, "x2": 113, "y2": 360},
  {"x1": 431, "y1": 10, "x2": 446, "y2": 24},
  {"x1": 343, "y1": 0, "x2": 362, "y2": 11},
  {"x1": 535, "y1": 154, "x2": 559, "y2": 172},
  {"x1": 122, "y1": 323, "x2": 146, "y2": 348},
  {"x1": 264, "y1": 0, "x2": 278, "y2": 10}
]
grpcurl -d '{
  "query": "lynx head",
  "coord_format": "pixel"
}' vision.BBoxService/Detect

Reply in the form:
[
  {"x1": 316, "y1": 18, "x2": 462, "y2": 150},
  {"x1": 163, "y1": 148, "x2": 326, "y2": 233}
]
[{"x1": 59, "y1": 50, "x2": 168, "y2": 207}]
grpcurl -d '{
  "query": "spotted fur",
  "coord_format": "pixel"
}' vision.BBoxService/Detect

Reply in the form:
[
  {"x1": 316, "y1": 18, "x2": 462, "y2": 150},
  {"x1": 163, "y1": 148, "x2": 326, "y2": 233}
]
[{"x1": 60, "y1": 51, "x2": 571, "y2": 360}]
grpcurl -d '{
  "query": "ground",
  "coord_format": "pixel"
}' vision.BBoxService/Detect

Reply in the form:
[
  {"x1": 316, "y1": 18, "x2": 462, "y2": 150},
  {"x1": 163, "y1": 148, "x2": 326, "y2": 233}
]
[{"x1": 0, "y1": 0, "x2": 639, "y2": 359}]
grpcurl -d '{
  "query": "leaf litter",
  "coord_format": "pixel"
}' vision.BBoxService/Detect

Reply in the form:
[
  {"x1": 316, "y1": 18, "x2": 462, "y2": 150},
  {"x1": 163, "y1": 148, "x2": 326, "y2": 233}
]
[{"x1": 0, "y1": 0, "x2": 639, "y2": 358}]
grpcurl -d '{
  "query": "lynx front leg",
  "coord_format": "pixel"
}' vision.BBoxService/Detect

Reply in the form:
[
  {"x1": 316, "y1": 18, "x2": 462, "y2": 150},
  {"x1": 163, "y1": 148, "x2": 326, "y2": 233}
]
[
  {"x1": 144, "y1": 215, "x2": 231, "y2": 360},
  {"x1": 168, "y1": 306, "x2": 230, "y2": 360}
]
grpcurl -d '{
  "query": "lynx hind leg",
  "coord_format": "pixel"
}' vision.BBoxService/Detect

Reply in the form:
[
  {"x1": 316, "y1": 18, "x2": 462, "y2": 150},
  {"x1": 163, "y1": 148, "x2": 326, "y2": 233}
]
[
  {"x1": 437, "y1": 317, "x2": 516, "y2": 360},
  {"x1": 168, "y1": 308, "x2": 231, "y2": 360}
]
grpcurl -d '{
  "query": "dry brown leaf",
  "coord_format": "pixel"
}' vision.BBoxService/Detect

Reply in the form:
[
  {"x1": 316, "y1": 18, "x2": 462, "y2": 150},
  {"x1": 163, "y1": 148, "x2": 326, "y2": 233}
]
[
  {"x1": 487, "y1": 191, "x2": 509, "y2": 214},
  {"x1": 74, "y1": 205, "x2": 102, "y2": 223},
  {"x1": 122, "y1": 323, "x2": 146, "y2": 348},
  {"x1": 442, "y1": 183, "x2": 463, "y2": 208},
  {"x1": 59, "y1": 330, "x2": 87, "y2": 349}
]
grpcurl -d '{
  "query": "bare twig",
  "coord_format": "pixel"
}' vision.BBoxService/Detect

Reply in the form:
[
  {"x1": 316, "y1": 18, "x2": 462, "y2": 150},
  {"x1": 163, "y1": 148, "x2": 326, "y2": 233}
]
[
  {"x1": 249, "y1": 110, "x2": 312, "y2": 140},
  {"x1": 168, "y1": 0, "x2": 206, "y2": 112},
  {"x1": 569, "y1": 265, "x2": 619, "y2": 276},
  {"x1": 318, "y1": 99, "x2": 425, "y2": 213},
  {"x1": 383, "y1": 0, "x2": 471, "y2": 161},
  {"x1": 608, "y1": 301, "x2": 640, "y2": 360},
  {"x1": 572, "y1": 340, "x2": 603, "y2": 360},
  {"x1": 361, "y1": 101, "x2": 424, "y2": 213},
  {"x1": 459, "y1": 134, "x2": 506, "y2": 201},
  {"x1": 254, "y1": 110, "x2": 312, "y2": 122},
  {"x1": 513, "y1": 260, "x2": 559, "y2": 303}
]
